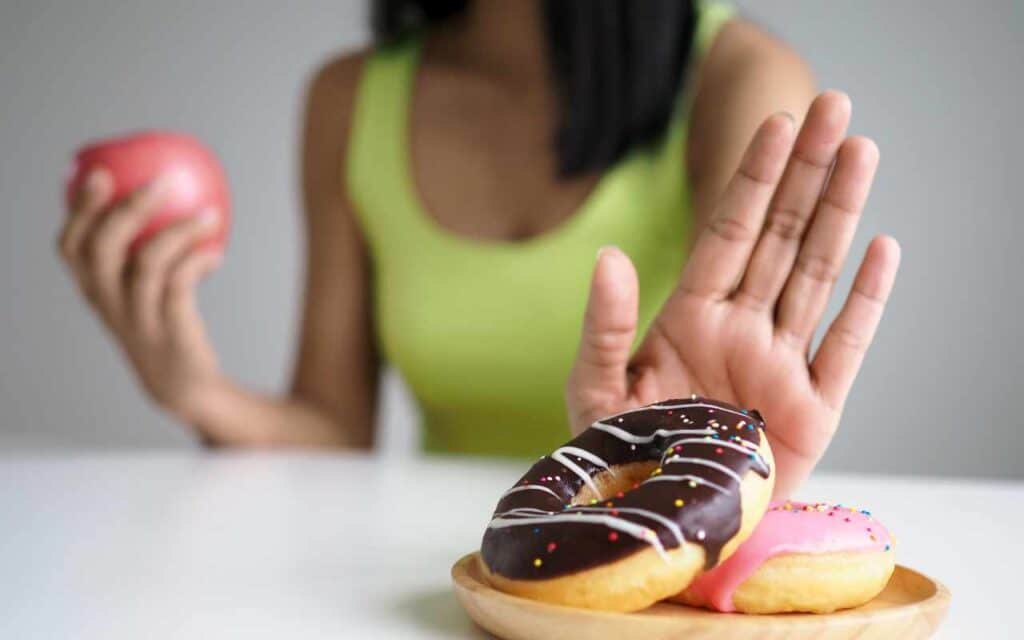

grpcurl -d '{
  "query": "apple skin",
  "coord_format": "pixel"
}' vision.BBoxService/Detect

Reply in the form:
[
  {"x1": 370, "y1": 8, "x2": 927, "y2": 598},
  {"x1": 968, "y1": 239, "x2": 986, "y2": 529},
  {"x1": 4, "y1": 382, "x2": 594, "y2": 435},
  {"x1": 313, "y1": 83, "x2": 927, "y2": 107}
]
[{"x1": 65, "y1": 131, "x2": 231, "y2": 253}]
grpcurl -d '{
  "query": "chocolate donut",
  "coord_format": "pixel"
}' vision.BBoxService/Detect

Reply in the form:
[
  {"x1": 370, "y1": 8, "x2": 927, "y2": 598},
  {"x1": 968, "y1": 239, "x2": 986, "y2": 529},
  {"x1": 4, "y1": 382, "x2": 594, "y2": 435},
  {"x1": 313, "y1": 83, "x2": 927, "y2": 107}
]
[{"x1": 480, "y1": 397, "x2": 775, "y2": 612}]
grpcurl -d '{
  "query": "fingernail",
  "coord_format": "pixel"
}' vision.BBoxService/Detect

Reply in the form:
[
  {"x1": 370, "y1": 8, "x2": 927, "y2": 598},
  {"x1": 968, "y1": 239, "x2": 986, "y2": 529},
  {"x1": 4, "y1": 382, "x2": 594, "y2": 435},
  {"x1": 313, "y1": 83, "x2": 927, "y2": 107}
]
[
  {"x1": 148, "y1": 173, "x2": 173, "y2": 194},
  {"x1": 596, "y1": 245, "x2": 620, "y2": 261},
  {"x1": 197, "y1": 208, "x2": 219, "y2": 227},
  {"x1": 86, "y1": 169, "x2": 107, "y2": 191},
  {"x1": 778, "y1": 111, "x2": 796, "y2": 127}
]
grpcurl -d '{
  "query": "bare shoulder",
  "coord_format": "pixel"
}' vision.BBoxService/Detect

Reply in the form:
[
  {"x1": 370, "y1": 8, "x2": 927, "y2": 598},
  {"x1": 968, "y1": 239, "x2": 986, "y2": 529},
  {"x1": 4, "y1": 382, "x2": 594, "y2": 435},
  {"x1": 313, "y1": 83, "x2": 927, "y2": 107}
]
[
  {"x1": 304, "y1": 48, "x2": 372, "y2": 126},
  {"x1": 689, "y1": 17, "x2": 817, "y2": 146},
  {"x1": 685, "y1": 19, "x2": 816, "y2": 219},
  {"x1": 701, "y1": 19, "x2": 813, "y2": 97},
  {"x1": 301, "y1": 48, "x2": 373, "y2": 225}
]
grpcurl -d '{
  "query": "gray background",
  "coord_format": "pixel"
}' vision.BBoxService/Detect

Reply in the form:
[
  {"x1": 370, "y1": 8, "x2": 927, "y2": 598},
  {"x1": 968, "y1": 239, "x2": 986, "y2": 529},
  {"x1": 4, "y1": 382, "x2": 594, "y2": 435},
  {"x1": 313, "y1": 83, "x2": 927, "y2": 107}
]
[{"x1": 1, "y1": 1, "x2": 1021, "y2": 476}]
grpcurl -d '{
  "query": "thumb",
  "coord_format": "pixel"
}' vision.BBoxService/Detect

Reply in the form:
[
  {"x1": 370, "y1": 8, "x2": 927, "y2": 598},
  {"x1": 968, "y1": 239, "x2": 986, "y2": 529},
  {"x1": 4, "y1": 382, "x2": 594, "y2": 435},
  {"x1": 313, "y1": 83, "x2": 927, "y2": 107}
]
[{"x1": 567, "y1": 246, "x2": 639, "y2": 430}]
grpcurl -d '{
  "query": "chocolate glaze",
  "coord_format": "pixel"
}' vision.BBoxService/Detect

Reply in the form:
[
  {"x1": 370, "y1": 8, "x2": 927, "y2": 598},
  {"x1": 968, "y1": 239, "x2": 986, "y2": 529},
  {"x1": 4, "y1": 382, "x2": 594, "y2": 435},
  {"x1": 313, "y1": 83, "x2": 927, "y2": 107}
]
[{"x1": 481, "y1": 397, "x2": 771, "y2": 580}]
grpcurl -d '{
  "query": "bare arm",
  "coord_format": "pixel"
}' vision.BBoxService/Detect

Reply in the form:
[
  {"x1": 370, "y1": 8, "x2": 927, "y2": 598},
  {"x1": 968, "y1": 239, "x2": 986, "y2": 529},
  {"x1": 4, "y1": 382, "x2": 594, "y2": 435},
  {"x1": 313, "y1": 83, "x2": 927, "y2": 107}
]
[
  {"x1": 289, "y1": 53, "x2": 379, "y2": 446},
  {"x1": 189, "y1": 53, "x2": 378, "y2": 447}
]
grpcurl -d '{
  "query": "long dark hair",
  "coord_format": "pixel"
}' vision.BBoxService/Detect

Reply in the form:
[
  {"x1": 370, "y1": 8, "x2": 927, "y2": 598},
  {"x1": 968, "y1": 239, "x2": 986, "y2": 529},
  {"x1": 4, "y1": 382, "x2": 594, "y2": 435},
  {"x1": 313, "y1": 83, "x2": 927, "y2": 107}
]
[{"x1": 372, "y1": 0, "x2": 698, "y2": 176}]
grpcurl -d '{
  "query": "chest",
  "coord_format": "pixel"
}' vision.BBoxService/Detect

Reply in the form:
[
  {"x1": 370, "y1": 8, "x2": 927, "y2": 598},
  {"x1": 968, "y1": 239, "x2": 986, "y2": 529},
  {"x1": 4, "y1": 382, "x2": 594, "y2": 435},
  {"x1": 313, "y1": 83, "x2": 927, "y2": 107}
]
[{"x1": 410, "y1": 66, "x2": 601, "y2": 242}]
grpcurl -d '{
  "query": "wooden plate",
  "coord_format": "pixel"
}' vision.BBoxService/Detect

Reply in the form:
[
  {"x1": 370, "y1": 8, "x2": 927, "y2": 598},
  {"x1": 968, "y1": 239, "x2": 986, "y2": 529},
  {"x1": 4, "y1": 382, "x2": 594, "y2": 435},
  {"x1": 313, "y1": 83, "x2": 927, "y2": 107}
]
[{"x1": 452, "y1": 553, "x2": 950, "y2": 639}]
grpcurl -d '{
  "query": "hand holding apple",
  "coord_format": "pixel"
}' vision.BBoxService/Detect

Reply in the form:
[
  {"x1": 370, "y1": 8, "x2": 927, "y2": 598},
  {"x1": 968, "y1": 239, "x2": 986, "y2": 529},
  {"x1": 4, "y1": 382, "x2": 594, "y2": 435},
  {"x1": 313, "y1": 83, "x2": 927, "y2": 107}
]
[{"x1": 57, "y1": 130, "x2": 231, "y2": 422}]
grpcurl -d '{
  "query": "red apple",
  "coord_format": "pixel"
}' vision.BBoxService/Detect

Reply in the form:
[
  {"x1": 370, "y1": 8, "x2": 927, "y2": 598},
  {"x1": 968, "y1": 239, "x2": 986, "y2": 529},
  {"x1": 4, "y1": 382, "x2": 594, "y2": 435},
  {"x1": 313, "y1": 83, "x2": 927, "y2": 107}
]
[{"x1": 65, "y1": 130, "x2": 231, "y2": 253}]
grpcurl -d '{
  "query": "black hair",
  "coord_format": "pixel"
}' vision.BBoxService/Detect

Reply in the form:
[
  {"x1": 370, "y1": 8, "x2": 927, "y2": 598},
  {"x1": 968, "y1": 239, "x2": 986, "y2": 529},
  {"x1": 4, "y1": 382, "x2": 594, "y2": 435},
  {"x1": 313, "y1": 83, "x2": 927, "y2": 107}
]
[{"x1": 372, "y1": 0, "x2": 698, "y2": 176}]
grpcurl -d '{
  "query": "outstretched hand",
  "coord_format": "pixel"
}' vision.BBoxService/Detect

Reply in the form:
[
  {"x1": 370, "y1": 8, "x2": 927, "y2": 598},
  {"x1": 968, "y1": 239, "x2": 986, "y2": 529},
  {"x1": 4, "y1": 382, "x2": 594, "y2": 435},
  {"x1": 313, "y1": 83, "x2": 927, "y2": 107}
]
[{"x1": 565, "y1": 92, "x2": 900, "y2": 498}]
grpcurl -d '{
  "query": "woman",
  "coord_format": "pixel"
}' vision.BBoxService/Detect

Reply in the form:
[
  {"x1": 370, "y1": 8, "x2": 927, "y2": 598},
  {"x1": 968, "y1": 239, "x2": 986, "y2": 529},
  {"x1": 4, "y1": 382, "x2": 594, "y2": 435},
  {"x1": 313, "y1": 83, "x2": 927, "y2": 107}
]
[{"x1": 57, "y1": 0, "x2": 899, "y2": 498}]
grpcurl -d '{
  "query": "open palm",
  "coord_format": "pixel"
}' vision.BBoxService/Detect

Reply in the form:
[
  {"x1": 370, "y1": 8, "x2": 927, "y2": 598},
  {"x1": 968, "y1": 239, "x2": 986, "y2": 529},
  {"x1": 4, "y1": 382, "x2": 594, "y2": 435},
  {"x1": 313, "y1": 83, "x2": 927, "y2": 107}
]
[{"x1": 566, "y1": 92, "x2": 901, "y2": 498}]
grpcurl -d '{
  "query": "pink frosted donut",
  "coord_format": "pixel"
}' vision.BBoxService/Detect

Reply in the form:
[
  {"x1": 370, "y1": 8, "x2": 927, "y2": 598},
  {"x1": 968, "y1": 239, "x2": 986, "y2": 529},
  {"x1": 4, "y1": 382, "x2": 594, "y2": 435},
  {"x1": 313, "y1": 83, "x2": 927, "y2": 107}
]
[{"x1": 675, "y1": 501, "x2": 896, "y2": 614}]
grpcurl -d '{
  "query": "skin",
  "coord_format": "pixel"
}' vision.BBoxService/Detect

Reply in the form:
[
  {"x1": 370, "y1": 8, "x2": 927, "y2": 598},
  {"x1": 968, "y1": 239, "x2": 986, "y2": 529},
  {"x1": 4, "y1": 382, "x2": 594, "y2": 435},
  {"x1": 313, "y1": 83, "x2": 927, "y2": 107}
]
[{"x1": 56, "y1": 1, "x2": 898, "y2": 497}]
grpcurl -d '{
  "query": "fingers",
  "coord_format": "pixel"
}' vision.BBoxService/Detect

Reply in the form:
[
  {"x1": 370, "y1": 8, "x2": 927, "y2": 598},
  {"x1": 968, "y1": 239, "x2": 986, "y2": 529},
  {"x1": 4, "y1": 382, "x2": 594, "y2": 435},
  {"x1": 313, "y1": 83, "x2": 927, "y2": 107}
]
[
  {"x1": 568, "y1": 246, "x2": 639, "y2": 416},
  {"x1": 775, "y1": 136, "x2": 880, "y2": 345},
  {"x1": 679, "y1": 113, "x2": 796, "y2": 300},
  {"x1": 811, "y1": 236, "x2": 900, "y2": 409},
  {"x1": 736, "y1": 91, "x2": 851, "y2": 310},
  {"x1": 164, "y1": 248, "x2": 222, "y2": 346},
  {"x1": 81, "y1": 177, "x2": 169, "y2": 322},
  {"x1": 58, "y1": 169, "x2": 114, "y2": 270},
  {"x1": 129, "y1": 209, "x2": 219, "y2": 339}
]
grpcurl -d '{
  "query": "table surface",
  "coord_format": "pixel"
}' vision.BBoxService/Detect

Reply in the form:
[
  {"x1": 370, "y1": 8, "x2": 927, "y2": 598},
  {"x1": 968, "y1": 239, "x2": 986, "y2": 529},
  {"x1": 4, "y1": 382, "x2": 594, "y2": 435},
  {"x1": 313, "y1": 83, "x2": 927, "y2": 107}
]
[{"x1": 1, "y1": 452, "x2": 1019, "y2": 639}]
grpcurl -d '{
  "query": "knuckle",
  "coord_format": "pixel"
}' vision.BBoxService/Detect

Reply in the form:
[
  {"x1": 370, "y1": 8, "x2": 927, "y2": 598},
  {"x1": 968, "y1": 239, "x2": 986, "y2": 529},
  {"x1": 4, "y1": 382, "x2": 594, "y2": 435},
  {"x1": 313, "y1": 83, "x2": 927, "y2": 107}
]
[
  {"x1": 91, "y1": 220, "x2": 132, "y2": 259},
  {"x1": 169, "y1": 221, "x2": 204, "y2": 247},
  {"x1": 821, "y1": 195, "x2": 859, "y2": 219},
  {"x1": 88, "y1": 236, "x2": 119, "y2": 273},
  {"x1": 126, "y1": 268, "x2": 153, "y2": 303},
  {"x1": 765, "y1": 206, "x2": 807, "y2": 240},
  {"x1": 168, "y1": 269, "x2": 192, "y2": 297},
  {"x1": 125, "y1": 188, "x2": 152, "y2": 211},
  {"x1": 81, "y1": 241, "x2": 103, "y2": 272},
  {"x1": 112, "y1": 202, "x2": 145, "y2": 226},
  {"x1": 581, "y1": 328, "x2": 631, "y2": 366},
  {"x1": 133, "y1": 320, "x2": 161, "y2": 347},
  {"x1": 854, "y1": 286, "x2": 886, "y2": 308},
  {"x1": 732, "y1": 289, "x2": 771, "y2": 312},
  {"x1": 135, "y1": 245, "x2": 166, "y2": 274},
  {"x1": 108, "y1": 199, "x2": 148, "y2": 227},
  {"x1": 796, "y1": 253, "x2": 841, "y2": 285},
  {"x1": 830, "y1": 324, "x2": 867, "y2": 351},
  {"x1": 791, "y1": 148, "x2": 833, "y2": 171},
  {"x1": 90, "y1": 281, "x2": 116, "y2": 309},
  {"x1": 775, "y1": 327, "x2": 805, "y2": 350},
  {"x1": 737, "y1": 164, "x2": 775, "y2": 187},
  {"x1": 708, "y1": 214, "x2": 755, "y2": 244}
]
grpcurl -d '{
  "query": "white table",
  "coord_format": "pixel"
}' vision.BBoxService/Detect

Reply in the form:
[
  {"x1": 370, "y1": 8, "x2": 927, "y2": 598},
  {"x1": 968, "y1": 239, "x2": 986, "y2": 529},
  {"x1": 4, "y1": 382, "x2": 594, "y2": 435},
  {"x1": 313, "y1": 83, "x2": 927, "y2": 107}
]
[{"x1": 1, "y1": 452, "x2": 1018, "y2": 639}]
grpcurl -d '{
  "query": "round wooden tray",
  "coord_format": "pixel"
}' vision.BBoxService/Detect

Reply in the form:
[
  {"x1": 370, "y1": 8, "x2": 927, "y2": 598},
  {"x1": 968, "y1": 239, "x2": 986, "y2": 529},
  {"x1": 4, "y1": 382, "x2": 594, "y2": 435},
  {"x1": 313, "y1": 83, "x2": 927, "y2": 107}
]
[{"x1": 452, "y1": 553, "x2": 950, "y2": 639}]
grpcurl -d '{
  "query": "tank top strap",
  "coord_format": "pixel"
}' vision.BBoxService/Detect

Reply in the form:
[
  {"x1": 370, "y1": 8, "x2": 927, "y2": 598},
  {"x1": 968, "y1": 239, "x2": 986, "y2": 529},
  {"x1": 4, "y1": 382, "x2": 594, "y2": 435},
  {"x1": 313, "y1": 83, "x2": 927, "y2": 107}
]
[
  {"x1": 346, "y1": 38, "x2": 425, "y2": 257},
  {"x1": 694, "y1": 0, "x2": 737, "y2": 56}
]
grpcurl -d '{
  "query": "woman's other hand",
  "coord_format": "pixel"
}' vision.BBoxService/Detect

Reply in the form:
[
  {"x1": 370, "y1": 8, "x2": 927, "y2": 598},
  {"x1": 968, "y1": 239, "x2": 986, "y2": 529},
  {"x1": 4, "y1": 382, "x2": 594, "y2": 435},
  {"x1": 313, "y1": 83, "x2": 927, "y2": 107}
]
[{"x1": 57, "y1": 169, "x2": 225, "y2": 424}]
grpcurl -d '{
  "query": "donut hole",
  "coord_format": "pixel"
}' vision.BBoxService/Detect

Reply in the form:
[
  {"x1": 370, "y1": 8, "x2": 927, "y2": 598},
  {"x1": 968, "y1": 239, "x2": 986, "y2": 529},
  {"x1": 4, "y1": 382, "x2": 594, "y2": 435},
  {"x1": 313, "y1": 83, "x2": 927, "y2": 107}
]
[{"x1": 572, "y1": 461, "x2": 659, "y2": 505}]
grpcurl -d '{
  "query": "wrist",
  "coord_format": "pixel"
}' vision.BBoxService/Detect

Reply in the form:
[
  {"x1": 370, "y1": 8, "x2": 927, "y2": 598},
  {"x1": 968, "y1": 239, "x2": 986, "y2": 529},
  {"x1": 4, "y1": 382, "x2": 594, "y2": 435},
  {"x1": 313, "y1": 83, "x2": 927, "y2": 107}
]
[{"x1": 169, "y1": 371, "x2": 234, "y2": 430}]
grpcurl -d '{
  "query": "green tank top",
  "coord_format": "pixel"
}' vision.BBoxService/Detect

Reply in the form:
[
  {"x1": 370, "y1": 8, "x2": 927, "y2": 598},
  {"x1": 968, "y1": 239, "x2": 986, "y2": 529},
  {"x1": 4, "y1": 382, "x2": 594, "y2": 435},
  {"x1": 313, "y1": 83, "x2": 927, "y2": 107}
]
[{"x1": 347, "y1": 2, "x2": 735, "y2": 457}]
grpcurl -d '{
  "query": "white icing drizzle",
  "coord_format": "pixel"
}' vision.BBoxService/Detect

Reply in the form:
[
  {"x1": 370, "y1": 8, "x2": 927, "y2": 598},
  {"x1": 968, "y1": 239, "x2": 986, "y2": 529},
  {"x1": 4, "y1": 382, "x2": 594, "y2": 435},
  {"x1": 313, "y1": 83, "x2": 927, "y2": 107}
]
[
  {"x1": 590, "y1": 423, "x2": 716, "y2": 444},
  {"x1": 644, "y1": 473, "x2": 730, "y2": 495},
  {"x1": 551, "y1": 446, "x2": 611, "y2": 496},
  {"x1": 662, "y1": 456, "x2": 743, "y2": 484},
  {"x1": 494, "y1": 505, "x2": 685, "y2": 546},
  {"x1": 500, "y1": 484, "x2": 562, "y2": 501},
  {"x1": 609, "y1": 400, "x2": 754, "y2": 423},
  {"x1": 492, "y1": 507, "x2": 553, "y2": 518},
  {"x1": 662, "y1": 438, "x2": 767, "y2": 468},
  {"x1": 575, "y1": 506, "x2": 685, "y2": 545},
  {"x1": 651, "y1": 401, "x2": 753, "y2": 421},
  {"x1": 488, "y1": 510, "x2": 670, "y2": 560},
  {"x1": 559, "y1": 446, "x2": 613, "y2": 470}
]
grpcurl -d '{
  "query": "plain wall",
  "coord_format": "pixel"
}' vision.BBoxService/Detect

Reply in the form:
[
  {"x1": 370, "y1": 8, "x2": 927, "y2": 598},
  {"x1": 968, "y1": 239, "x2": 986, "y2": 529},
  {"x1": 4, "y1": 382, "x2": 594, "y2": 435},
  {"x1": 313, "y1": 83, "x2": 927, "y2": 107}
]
[{"x1": 1, "y1": 1, "x2": 1021, "y2": 477}]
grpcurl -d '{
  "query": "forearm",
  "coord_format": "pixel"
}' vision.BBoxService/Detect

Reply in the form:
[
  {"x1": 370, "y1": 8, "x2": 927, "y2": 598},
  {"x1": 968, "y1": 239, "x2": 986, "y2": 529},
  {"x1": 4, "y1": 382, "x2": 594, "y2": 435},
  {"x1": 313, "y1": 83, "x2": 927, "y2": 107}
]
[{"x1": 182, "y1": 376, "x2": 372, "y2": 448}]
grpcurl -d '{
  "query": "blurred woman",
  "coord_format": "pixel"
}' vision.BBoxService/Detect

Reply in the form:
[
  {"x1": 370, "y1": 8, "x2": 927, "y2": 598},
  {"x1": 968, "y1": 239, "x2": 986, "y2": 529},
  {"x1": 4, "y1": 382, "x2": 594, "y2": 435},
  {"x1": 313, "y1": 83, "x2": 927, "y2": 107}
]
[{"x1": 57, "y1": 0, "x2": 899, "y2": 497}]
